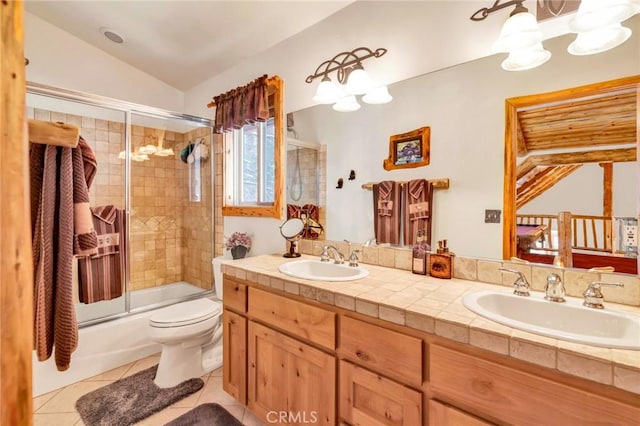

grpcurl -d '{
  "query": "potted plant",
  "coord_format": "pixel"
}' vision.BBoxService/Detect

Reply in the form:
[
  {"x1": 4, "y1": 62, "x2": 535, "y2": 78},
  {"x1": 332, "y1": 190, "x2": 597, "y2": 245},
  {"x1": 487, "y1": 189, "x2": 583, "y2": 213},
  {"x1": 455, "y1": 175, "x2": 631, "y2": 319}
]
[{"x1": 226, "y1": 232, "x2": 252, "y2": 259}]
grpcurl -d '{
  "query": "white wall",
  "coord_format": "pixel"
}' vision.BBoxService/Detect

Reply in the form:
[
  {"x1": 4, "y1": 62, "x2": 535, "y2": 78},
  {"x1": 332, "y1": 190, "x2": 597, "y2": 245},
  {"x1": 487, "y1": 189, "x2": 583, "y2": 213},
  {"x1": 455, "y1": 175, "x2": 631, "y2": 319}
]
[
  {"x1": 182, "y1": 0, "x2": 579, "y2": 257},
  {"x1": 25, "y1": 12, "x2": 184, "y2": 112},
  {"x1": 292, "y1": 27, "x2": 640, "y2": 260},
  {"x1": 183, "y1": 0, "x2": 573, "y2": 118}
]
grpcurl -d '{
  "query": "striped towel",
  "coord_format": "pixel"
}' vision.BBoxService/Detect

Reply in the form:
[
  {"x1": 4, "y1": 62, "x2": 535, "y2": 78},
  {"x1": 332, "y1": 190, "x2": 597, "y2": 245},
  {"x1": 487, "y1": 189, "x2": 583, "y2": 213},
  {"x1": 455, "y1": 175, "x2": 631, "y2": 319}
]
[{"x1": 78, "y1": 206, "x2": 126, "y2": 304}]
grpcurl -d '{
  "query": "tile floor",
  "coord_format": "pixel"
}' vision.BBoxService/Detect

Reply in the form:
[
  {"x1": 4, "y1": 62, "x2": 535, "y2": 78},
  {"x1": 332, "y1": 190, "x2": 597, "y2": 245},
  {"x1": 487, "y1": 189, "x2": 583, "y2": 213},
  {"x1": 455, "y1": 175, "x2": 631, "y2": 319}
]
[{"x1": 33, "y1": 354, "x2": 265, "y2": 426}]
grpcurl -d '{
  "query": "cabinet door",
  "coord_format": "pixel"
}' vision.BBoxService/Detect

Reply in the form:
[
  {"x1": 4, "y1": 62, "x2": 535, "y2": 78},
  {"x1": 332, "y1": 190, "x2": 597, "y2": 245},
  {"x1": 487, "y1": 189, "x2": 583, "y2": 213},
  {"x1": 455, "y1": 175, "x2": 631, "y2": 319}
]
[
  {"x1": 248, "y1": 321, "x2": 336, "y2": 426},
  {"x1": 340, "y1": 360, "x2": 421, "y2": 426},
  {"x1": 428, "y1": 400, "x2": 492, "y2": 426},
  {"x1": 223, "y1": 309, "x2": 246, "y2": 404}
]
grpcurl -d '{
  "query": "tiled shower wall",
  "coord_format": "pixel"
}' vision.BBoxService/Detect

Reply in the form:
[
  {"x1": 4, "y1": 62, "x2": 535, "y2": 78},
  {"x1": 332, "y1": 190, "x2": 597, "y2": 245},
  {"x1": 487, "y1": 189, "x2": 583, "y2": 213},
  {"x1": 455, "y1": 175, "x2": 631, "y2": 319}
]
[
  {"x1": 180, "y1": 128, "x2": 213, "y2": 288},
  {"x1": 29, "y1": 107, "x2": 213, "y2": 292}
]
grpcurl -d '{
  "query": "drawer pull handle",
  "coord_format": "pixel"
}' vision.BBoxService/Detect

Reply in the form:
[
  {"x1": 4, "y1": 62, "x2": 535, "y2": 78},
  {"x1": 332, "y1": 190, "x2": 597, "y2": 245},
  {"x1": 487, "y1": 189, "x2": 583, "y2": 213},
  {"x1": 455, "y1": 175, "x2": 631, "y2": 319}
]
[{"x1": 356, "y1": 350, "x2": 369, "y2": 360}]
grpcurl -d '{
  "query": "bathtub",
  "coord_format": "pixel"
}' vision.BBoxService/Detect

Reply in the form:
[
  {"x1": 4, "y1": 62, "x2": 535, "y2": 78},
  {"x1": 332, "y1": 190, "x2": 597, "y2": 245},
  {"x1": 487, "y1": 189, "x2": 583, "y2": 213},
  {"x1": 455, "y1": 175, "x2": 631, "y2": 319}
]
[{"x1": 33, "y1": 282, "x2": 221, "y2": 396}]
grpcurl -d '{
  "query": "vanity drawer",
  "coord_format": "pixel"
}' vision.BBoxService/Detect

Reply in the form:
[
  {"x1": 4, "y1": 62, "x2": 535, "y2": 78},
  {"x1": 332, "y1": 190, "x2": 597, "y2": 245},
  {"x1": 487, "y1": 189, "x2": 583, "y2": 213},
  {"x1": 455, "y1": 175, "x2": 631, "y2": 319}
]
[
  {"x1": 248, "y1": 287, "x2": 336, "y2": 350},
  {"x1": 430, "y1": 345, "x2": 640, "y2": 426},
  {"x1": 339, "y1": 316, "x2": 423, "y2": 388},
  {"x1": 340, "y1": 360, "x2": 422, "y2": 426},
  {"x1": 223, "y1": 277, "x2": 247, "y2": 313}
]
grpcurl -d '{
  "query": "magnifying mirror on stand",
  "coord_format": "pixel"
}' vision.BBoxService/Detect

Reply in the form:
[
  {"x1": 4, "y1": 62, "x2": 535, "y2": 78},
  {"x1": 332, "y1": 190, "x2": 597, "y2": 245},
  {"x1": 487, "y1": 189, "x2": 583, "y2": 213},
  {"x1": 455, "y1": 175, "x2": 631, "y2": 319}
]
[{"x1": 280, "y1": 218, "x2": 305, "y2": 258}]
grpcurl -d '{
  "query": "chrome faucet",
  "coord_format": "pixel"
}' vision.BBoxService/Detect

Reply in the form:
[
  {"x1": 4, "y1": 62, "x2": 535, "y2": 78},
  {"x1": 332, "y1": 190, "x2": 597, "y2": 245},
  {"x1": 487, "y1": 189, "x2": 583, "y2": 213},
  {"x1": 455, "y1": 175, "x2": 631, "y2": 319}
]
[
  {"x1": 319, "y1": 245, "x2": 344, "y2": 264},
  {"x1": 348, "y1": 249, "x2": 361, "y2": 267},
  {"x1": 544, "y1": 273, "x2": 566, "y2": 303},
  {"x1": 363, "y1": 238, "x2": 377, "y2": 247},
  {"x1": 499, "y1": 267, "x2": 530, "y2": 297},
  {"x1": 583, "y1": 281, "x2": 624, "y2": 309}
]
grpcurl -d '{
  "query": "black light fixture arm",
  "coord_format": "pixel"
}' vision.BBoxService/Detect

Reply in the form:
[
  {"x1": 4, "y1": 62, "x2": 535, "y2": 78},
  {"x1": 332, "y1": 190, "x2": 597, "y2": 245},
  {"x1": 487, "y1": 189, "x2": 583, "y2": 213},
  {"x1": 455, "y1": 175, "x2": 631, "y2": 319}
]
[
  {"x1": 470, "y1": 0, "x2": 526, "y2": 21},
  {"x1": 305, "y1": 47, "x2": 387, "y2": 84}
]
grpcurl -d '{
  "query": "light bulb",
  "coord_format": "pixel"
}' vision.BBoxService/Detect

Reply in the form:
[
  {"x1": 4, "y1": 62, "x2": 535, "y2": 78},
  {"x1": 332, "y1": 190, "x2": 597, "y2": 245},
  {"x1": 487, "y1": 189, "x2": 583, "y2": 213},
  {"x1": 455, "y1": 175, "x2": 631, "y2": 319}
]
[
  {"x1": 344, "y1": 65, "x2": 373, "y2": 95},
  {"x1": 362, "y1": 85, "x2": 393, "y2": 104},
  {"x1": 568, "y1": 22, "x2": 632, "y2": 55},
  {"x1": 332, "y1": 95, "x2": 361, "y2": 112},
  {"x1": 312, "y1": 77, "x2": 341, "y2": 104},
  {"x1": 501, "y1": 43, "x2": 551, "y2": 71}
]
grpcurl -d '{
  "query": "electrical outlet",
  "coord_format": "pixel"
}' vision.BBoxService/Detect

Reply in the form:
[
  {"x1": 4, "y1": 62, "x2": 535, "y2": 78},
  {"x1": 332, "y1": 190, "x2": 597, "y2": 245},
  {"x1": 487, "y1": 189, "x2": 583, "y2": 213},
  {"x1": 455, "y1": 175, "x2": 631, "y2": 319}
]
[{"x1": 485, "y1": 209, "x2": 501, "y2": 224}]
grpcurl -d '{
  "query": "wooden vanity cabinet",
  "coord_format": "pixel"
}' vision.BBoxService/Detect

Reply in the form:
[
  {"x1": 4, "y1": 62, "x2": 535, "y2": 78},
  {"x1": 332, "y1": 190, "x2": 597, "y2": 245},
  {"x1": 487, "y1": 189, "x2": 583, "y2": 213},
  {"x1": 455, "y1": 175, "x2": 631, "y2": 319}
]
[
  {"x1": 223, "y1": 274, "x2": 639, "y2": 426},
  {"x1": 222, "y1": 309, "x2": 246, "y2": 404},
  {"x1": 430, "y1": 344, "x2": 640, "y2": 426},
  {"x1": 338, "y1": 316, "x2": 424, "y2": 426},
  {"x1": 247, "y1": 286, "x2": 337, "y2": 425},
  {"x1": 248, "y1": 321, "x2": 336, "y2": 425},
  {"x1": 340, "y1": 360, "x2": 422, "y2": 426},
  {"x1": 428, "y1": 400, "x2": 492, "y2": 426},
  {"x1": 222, "y1": 278, "x2": 248, "y2": 404}
]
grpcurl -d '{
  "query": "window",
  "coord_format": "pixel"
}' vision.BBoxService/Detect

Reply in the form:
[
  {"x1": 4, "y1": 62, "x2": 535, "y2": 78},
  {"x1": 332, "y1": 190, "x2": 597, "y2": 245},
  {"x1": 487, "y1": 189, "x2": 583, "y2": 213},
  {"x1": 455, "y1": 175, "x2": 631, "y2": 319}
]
[
  {"x1": 222, "y1": 77, "x2": 283, "y2": 218},
  {"x1": 224, "y1": 119, "x2": 275, "y2": 205}
]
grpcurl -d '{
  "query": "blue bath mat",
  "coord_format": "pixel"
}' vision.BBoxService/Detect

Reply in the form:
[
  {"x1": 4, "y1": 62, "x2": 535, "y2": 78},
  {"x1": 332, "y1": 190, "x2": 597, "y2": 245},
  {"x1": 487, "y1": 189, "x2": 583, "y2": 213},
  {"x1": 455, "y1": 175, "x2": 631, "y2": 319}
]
[{"x1": 75, "y1": 364, "x2": 204, "y2": 426}]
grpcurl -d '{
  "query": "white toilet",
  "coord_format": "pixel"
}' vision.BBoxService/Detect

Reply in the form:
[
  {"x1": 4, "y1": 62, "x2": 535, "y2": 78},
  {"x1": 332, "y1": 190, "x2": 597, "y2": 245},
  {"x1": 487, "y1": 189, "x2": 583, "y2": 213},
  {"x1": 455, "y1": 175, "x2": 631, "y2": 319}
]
[{"x1": 148, "y1": 256, "x2": 227, "y2": 388}]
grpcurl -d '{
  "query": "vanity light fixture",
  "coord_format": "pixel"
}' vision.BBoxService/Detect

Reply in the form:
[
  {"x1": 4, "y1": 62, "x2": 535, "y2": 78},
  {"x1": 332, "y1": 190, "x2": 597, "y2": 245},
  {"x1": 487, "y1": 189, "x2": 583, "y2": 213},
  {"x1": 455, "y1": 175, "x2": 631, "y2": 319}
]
[
  {"x1": 568, "y1": 0, "x2": 638, "y2": 55},
  {"x1": 471, "y1": 0, "x2": 640, "y2": 71},
  {"x1": 306, "y1": 47, "x2": 392, "y2": 111},
  {"x1": 118, "y1": 134, "x2": 174, "y2": 162}
]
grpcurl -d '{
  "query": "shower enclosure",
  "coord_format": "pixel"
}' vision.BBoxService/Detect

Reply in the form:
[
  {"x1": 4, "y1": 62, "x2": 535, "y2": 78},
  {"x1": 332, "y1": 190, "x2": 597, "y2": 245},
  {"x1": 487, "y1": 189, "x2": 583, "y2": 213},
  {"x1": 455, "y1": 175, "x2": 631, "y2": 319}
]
[
  {"x1": 286, "y1": 137, "x2": 325, "y2": 238},
  {"x1": 27, "y1": 83, "x2": 215, "y2": 327}
]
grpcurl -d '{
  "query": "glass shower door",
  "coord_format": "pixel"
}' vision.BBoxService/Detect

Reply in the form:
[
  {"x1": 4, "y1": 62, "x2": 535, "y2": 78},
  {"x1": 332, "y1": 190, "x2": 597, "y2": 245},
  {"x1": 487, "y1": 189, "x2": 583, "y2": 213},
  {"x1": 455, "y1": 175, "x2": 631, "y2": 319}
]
[
  {"x1": 128, "y1": 112, "x2": 214, "y2": 310},
  {"x1": 27, "y1": 92, "x2": 128, "y2": 324}
]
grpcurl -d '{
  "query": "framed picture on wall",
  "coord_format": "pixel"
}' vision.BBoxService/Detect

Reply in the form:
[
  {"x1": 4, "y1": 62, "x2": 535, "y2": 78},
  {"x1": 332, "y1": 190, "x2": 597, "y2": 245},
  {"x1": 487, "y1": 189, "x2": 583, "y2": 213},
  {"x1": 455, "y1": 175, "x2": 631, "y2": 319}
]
[{"x1": 383, "y1": 126, "x2": 430, "y2": 170}]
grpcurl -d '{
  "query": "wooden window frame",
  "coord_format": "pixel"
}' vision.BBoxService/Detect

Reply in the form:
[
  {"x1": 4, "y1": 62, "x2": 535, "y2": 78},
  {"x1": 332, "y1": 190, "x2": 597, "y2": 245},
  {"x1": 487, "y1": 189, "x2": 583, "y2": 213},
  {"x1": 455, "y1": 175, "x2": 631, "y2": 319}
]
[{"x1": 222, "y1": 76, "x2": 284, "y2": 219}]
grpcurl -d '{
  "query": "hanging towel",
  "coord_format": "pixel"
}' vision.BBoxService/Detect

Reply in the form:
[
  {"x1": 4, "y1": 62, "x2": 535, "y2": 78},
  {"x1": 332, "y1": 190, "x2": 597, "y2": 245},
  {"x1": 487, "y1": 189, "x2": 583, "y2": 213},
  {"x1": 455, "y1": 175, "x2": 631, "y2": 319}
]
[
  {"x1": 78, "y1": 206, "x2": 126, "y2": 304},
  {"x1": 403, "y1": 179, "x2": 434, "y2": 247},
  {"x1": 31, "y1": 136, "x2": 98, "y2": 371},
  {"x1": 373, "y1": 181, "x2": 402, "y2": 245}
]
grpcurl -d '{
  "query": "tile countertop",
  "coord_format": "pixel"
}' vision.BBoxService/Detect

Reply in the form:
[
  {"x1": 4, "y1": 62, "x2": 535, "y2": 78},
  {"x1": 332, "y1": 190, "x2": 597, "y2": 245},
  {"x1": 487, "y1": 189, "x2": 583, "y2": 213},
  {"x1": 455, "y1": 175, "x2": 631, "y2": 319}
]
[{"x1": 221, "y1": 254, "x2": 640, "y2": 395}]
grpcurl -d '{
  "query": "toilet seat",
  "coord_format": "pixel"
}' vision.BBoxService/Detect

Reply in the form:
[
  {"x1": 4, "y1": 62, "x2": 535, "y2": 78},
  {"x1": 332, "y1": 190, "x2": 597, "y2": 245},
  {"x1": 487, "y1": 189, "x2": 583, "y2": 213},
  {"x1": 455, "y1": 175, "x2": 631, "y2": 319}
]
[{"x1": 150, "y1": 298, "x2": 221, "y2": 328}]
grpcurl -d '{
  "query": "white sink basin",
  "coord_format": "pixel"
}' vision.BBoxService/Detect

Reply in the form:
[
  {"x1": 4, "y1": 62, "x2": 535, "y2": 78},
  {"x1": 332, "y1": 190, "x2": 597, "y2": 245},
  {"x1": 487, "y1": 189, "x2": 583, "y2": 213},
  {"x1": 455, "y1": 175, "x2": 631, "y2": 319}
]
[
  {"x1": 278, "y1": 259, "x2": 369, "y2": 282},
  {"x1": 462, "y1": 290, "x2": 640, "y2": 350}
]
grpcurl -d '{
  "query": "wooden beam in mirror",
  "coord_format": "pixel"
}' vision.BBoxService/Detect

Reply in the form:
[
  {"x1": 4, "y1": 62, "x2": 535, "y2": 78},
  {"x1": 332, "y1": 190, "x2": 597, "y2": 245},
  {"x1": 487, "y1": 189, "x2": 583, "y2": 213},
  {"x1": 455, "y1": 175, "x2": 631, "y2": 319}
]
[{"x1": 503, "y1": 75, "x2": 640, "y2": 273}]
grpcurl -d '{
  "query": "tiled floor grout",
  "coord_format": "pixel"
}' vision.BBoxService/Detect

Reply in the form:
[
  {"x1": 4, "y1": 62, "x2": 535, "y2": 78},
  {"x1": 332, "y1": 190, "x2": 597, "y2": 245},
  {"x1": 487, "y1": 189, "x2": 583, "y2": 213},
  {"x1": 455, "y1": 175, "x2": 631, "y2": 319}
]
[{"x1": 33, "y1": 354, "x2": 264, "y2": 426}]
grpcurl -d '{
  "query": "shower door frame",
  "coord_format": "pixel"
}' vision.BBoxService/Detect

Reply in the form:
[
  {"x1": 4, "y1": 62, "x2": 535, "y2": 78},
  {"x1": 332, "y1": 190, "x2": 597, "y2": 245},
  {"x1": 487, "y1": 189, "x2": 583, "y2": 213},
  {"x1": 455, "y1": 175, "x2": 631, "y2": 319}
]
[{"x1": 27, "y1": 82, "x2": 216, "y2": 327}]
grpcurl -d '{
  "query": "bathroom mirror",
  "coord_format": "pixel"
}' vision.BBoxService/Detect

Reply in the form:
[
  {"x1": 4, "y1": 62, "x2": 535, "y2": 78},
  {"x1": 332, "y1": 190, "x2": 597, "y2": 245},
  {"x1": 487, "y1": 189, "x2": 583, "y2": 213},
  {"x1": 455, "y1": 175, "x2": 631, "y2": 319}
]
[
  {"x1": 503, "y1": 76, "x2": 639, "y2": 274},
  {"x1": 287, "y1": 22, "x2": 639, "y2": 272}
]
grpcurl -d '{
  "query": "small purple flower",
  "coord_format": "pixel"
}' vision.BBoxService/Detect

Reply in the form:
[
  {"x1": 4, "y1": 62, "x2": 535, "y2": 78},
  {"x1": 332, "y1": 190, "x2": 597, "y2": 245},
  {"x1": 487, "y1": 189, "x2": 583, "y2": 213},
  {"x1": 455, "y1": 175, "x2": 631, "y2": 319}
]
[{"x1": 226, "y1": 232, "x2": 252, "y2": 251}]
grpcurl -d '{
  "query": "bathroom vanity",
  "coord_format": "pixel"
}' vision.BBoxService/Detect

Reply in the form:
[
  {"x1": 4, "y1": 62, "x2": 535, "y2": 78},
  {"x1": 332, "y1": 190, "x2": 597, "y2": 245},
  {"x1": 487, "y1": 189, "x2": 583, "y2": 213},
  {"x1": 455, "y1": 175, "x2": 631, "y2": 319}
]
[{"x1": 221, "y1": 255, "x2": 640, "y2": 426}]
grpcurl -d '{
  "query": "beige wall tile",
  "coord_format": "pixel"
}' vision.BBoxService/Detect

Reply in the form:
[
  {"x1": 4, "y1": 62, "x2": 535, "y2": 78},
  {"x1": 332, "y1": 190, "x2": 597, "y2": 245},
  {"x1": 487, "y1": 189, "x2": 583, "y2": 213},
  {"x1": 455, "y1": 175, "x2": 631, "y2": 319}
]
[
  {"x1": 317, "y1": 290, "x2": 335, "y2": 305},
  {"x1": 613, "y1": 366, "x2": 640, "y2": 394},
  {"x1": 599, "y1": 273, "x2": 640, "y2": 306},
  {"x1": 477, "y1": 260, "x2": 503, "y2": 284},
  {"x1": 378, "y1": 247, "x2": 395, "y2": 268},
  {"x1": 434, "y1": 318, "x2": 469, "y2": 344},
  {"x1": 355, "y1": 299, "x2": 379, "y2": 317},
  {"x1": 379, "y1": 305, "x2": 405, "y2": 325},
  {"x1": 362, "y1": 246, "x2": 379, "y2": 265},
  {"x1": 563, "y1": 269, "x2": 599, "y2": 299},
  {"x1": 453, "y1": 256, "x2": 477, "y2": 281},
  {"x1": 531, "y1": 266, "x2": 564, "y2": 292},
  {"x1": 394, "y1": 249, "x2": 412, "y2": 271},
  {"x1": 557, "y1": 350, "x2": 612, "y2": 385},
  {"x1": 284, "y1": 281, "x2": 299, "y2": 295},
  {"x1": 405, "y1": 312, "x2": 435, "y2": 333},
  {"x1": 335, "y1": 294, "x2": 355, "y2": 311},
  {"x1": 470, "y1": 329, "x2": 509, "y2": 355},
  {"x1": 510, "y1": 339, "x2": 556, "y2": 369}
]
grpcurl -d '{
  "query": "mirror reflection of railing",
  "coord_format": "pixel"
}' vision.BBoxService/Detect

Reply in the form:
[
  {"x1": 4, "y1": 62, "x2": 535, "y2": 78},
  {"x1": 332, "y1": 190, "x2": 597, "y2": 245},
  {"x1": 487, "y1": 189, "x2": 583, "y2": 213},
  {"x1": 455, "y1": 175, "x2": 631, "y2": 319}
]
[{"x1": 504, "y1": 76, "x2": 639, "y2": 274}]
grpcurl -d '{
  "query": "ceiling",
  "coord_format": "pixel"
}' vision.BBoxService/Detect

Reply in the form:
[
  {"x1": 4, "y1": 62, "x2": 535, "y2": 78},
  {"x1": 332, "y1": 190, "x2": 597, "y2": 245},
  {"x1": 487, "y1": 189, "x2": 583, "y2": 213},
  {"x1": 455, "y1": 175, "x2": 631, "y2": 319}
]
[
  {"x1": 25, "y1": 1, "x2": 353, "y2": 91},
  {"x1": 514, "y1": 84, "x2": 638, "y2": 208}
]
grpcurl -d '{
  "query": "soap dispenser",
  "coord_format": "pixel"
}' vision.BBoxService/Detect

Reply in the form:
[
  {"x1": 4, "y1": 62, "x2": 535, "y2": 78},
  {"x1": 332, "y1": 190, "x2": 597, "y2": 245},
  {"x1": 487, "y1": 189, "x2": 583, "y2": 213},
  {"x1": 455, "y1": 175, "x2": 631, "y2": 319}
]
[{"x1": 412, "y1": 229, "x2": 428, "y2": 275}]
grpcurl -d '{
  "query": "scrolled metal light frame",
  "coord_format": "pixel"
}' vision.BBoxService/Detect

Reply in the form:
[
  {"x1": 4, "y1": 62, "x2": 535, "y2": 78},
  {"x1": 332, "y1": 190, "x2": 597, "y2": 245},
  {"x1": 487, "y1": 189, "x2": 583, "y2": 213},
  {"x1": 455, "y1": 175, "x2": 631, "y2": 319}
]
[
  {"x1": 305, "y1": 47, "x2": 387, "y2": 85},
  {"x1": 470, "y1": 0, "x2": 526, "y2": 21}
]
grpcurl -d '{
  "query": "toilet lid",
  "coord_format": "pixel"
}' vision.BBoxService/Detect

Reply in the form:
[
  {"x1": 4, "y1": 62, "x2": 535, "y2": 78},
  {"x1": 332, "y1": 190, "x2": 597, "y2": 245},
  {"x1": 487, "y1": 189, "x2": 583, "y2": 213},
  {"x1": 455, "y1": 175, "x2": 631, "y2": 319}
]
[{"x1": 150, "y1": 298, "x2": 221, "y2": 327}]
